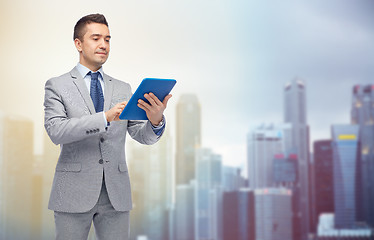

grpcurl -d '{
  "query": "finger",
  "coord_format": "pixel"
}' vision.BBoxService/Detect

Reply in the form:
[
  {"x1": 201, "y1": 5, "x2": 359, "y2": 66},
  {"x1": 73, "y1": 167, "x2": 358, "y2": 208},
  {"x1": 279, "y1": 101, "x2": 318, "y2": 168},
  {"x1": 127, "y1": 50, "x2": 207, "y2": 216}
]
[
  {"x1": 144, "y1": 94, "x2": 158, "y2": 106},
  {"x1": 137, "y1": 103, "x2": 149, "y2": 112},
  {"x1": 138, "y1": 100, "x2": 151, "y2": 111},
  {"x1": 149, "y1": 92, "x2": 162, "y2": 106},
  {"x1": 162, "y1": 94, "x2": 172, "y2": 107},
  {"x1": 117, "y1": 101, "x2": 127, "y2": 107},
  {"x1": 114, "y1": 102, "x2": 126, "y2": 110}
]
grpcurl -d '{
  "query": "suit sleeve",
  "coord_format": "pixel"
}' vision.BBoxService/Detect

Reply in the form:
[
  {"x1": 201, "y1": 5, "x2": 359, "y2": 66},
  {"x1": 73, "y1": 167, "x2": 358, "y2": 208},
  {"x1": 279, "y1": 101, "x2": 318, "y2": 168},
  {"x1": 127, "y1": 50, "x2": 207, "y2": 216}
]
[
  {"x1": 125, "y1": 83, "x2": 165, "y2": 145},
  {"x1": 44, "y1": 79, "x2": 106, "y2": 145},
  {"x1": 127, "y1": 118, "x2": 165, "y2": 145}
]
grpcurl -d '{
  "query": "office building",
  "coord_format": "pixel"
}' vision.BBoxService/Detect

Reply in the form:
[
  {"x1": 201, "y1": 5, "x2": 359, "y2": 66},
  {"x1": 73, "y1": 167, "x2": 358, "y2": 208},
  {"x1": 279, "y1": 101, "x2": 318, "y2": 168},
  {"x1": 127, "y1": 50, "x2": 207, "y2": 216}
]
[
  {"x1": 351, "y1": 84, "x2": 374, "y2": 226},
  {"x1": 247, "y1": 123, "x2": 293, "y2": 189},
  {"x1": 331, "y1": 124, "x2": 360, "y2": 229},
  {"x1": 174, "y1": 181, "x2": 195, "y2": 240},
  {"x1": 127, "y1": 130, "x2": 173, "y2": 240},
  {"x1": 317, "y1": 214, "x2": 373, "y2": 240},
  {"x1": 0, "y1": 113, "x2": 34, "y2": 240},
  {"x1": 176, "y1": 94, "x2": 201, "y2": 185},
  {"x1": 313, "y1": 140, "x2": 334, "y2": 230},
  {"x1": 222, "y1": 189, "x2": 255, "y2": 240},
  {"x1": 223, "y1": 188, "x2": 292, "y2": 240},
  {"x1": 254, "y1": 188, "x2": 293, "y2": 240},
  {"x1": 272, "y1": 153, "x2": 297, "y2": 185},
  {"x1": 222, "y1": 166, "x2": 246, "y2": 192},
  {"x1": 195, "y1": 148, "x2": 222, "y2": 240},
  {"x1": 41, "y1": 130, "x2": 60, "y2": 240},
  {"x1": 31, "y1": 155, "x2": 44, "y2": 240},
  {"x1": 284, "y1": 78, "x2": 310, "y2": 240}
]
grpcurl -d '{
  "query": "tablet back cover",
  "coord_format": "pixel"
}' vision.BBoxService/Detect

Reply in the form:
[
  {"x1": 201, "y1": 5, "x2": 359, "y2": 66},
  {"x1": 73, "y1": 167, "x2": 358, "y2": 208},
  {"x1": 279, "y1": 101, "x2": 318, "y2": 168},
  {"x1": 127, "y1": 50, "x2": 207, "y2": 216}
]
[{"x1": 119, "y1": 78, "x2": 176, "y2": 120}]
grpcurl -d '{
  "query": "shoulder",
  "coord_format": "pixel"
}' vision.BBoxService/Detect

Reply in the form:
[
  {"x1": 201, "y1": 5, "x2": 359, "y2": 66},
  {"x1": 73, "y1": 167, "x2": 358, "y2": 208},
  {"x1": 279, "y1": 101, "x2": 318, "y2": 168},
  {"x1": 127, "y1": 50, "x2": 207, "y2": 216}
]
[
  {"x1": 104, "y1": 73, "x2": 132, "y2": 91},
  {"x1": 45, "y1": 69, "x2": 74, "y2": 87}
]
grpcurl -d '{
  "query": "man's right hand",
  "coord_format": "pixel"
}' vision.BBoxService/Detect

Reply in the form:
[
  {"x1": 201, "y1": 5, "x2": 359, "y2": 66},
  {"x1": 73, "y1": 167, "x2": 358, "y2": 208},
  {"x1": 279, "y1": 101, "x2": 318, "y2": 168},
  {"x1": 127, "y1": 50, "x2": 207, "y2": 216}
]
[{"x1": 105, "y1": 101, "x2": 127, "y2": 122}]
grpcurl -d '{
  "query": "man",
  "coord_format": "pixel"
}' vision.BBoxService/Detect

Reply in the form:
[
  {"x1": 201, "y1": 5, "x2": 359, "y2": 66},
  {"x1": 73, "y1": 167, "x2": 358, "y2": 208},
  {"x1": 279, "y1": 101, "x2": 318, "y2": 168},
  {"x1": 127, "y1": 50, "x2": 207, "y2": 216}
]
[{"x1": 44, "y1": 13, "x2": 171, "y2": 240}]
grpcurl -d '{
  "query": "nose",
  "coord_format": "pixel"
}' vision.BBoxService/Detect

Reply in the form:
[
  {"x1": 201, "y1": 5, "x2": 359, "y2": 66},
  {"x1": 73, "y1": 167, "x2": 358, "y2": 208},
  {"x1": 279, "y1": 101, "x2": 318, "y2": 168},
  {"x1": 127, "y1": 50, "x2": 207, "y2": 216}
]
[{"x1": 99, "y1": 39, "x2": 108, "y2": 50}]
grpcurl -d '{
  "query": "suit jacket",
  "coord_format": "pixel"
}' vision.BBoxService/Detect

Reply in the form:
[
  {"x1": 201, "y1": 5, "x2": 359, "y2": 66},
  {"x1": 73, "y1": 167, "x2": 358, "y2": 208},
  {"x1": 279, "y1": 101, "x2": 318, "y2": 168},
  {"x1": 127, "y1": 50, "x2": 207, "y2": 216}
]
[{"x1": 44, "y1": 67, "x2": 164, "y2": 213}]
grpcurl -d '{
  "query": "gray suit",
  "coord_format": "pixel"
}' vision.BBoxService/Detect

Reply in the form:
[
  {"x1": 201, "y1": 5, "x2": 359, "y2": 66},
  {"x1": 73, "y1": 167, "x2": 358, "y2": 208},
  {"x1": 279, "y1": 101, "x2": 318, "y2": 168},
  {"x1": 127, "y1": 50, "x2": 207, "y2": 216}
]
[{"x1": 44, "y1": 67, "x2": 163, "y2": 237}]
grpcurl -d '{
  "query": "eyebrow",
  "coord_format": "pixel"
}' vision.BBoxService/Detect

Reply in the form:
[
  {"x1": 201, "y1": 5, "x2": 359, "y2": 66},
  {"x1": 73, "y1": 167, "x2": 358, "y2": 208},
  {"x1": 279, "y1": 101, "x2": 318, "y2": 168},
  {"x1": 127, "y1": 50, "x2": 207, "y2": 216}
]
[{"x1": 90, "y1": 34, "x2": 111, "y2": 39}]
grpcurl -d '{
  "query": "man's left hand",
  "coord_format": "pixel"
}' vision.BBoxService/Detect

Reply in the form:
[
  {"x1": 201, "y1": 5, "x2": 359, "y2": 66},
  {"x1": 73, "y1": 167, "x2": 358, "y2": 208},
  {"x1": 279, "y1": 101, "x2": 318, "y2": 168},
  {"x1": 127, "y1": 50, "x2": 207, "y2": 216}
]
[{"x1": 137, "y1": 92, "x2": 172, "y2": 126}]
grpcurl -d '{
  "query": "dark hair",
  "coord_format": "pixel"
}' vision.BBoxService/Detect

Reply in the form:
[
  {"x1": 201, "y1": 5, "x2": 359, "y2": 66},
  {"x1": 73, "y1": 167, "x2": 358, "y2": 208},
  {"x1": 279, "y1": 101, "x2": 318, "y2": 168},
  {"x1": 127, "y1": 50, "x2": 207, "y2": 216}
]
[{"x1": 73, "y1": 13, "x2": 108, "y2": 41}]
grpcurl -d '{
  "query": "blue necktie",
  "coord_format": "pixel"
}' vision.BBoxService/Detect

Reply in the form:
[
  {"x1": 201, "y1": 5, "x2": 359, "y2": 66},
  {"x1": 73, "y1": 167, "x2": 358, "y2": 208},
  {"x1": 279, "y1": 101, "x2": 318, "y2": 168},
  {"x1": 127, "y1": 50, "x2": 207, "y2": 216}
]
[{"x1": 90, "y1": 72, "x2": 104, "y2": 113}]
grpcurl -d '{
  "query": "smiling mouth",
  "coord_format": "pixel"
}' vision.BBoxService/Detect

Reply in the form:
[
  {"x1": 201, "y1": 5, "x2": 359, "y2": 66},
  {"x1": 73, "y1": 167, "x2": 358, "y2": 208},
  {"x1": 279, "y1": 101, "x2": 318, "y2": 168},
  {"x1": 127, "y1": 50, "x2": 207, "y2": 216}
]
[{"x1": 96, "y1": 52, "x2": 107, "y2": 55}]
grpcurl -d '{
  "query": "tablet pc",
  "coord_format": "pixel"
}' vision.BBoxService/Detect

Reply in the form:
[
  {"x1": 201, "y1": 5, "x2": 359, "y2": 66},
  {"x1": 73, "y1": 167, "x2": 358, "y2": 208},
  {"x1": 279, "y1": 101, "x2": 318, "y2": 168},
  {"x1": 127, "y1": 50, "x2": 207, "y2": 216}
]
[{"x1": 119, "y1": 78, "x2": 177, "y2": 120}]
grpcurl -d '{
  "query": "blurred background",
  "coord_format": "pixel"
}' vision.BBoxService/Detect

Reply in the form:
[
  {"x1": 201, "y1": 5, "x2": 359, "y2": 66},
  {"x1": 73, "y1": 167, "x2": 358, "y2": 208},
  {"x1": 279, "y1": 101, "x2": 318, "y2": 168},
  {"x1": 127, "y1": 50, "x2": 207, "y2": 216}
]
[{"x1": 1, "y1": 0, "x2": 374, "y2": 239}]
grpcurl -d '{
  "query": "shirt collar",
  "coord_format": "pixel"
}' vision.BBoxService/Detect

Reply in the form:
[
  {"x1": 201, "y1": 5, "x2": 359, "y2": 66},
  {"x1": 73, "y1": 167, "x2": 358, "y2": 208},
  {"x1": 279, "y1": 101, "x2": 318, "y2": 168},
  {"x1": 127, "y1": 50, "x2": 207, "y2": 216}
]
[{"x1": 76, "y1": 62, "x2": 104, "y2": 79}]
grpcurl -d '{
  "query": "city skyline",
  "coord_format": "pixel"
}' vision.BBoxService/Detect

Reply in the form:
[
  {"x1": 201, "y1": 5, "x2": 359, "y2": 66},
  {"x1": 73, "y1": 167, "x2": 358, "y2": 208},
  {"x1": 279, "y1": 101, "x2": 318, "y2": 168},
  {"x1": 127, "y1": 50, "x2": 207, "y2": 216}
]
[
  {"x1": 1, "y1": 1, "x2": 374, "y2": 172},
  {"x1": 0, "y1": 82, "x2": 372, "y2": 239},
  {"x1": 1, "y1": 1, "x2": 374, "y2": 239}
]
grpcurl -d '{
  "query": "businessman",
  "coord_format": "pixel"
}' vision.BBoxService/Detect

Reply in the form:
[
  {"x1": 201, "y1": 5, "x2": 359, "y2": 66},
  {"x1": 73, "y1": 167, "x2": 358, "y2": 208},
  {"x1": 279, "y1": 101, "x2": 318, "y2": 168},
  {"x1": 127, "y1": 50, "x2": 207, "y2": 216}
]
[{"x1": 44, "y1": 13, "x2": 171, "y2": 240}]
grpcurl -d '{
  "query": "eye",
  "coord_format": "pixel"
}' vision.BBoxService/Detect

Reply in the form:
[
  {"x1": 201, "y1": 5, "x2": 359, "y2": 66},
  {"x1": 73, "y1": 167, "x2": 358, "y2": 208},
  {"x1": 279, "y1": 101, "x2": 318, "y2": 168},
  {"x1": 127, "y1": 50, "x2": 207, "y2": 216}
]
[
  {"x1": 106, "y1": 39, "x2": 110, "y2": 43},
  {"x1": 93, "y1": 38, "x2": 99, "y2": 41}
]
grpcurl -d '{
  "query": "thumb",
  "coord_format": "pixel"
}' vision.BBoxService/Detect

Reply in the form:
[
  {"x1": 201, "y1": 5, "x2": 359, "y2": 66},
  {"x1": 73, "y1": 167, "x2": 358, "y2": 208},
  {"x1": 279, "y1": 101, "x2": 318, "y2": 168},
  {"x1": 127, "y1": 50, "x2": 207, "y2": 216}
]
[{"x1": 163, "y1": 94, "x2": 172, "y2": 107}]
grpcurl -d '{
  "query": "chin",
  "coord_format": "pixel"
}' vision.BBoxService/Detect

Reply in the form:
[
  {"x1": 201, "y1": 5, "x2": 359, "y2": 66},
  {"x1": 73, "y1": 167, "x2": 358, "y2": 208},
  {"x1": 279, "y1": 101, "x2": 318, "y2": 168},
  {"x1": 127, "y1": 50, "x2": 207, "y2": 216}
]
[{"x1": 95, "y1": 59, "x2": 107, "y2": 65}]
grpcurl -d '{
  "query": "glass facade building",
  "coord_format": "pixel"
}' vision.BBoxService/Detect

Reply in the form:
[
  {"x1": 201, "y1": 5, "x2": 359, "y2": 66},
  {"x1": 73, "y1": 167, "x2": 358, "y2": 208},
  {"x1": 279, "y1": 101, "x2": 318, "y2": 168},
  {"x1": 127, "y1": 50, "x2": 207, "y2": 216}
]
[
  {"x1": 351, "y1": 84, "x2": 374, "y2": 227},
  {"x1": 331, "y1": 124, "x2": 360, "y2": 229},
  {"x1": 247, "y1": 123, "x2": 293, "y2": 189},
  {"x1": 195, "y1": 148, "x2": 222, "y2": 240},
  {"x1": 176, "y1": 94, "x2": 201, "y2": 186},
  {"x1": 254, "y1": 188, "x2": 293, "y2": 240},
  {"x1": 222, "y1": 189, "x2": 255, "y2": 240},
  {"x1": 273, "y1": 154, "x2": 297, "y2": 184},
  {"x1": 313, "y1": 140, "x2": 334, "y2": 228},
  {"x1": 174, "y1": 182, "x2": 195, "y2": 240},
  {"x1": 284, "y1": 78, "x2": 310, "y2": 240},
  {"x1": 317, "y1": 213, "x2": 374, "y2": 240}
]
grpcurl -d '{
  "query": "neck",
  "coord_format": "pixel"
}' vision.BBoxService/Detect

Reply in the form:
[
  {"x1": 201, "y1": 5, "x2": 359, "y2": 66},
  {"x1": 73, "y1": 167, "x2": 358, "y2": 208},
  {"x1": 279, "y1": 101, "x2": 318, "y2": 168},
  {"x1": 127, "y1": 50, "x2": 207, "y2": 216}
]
[{"x1": 79, "y1": 59, "x2": 101, "y2": 72}]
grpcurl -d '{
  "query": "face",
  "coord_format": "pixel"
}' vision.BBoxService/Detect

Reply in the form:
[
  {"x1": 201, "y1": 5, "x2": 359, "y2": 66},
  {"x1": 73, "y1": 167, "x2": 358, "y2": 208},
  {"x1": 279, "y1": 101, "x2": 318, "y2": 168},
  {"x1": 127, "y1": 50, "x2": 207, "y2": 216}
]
[{"x1": 74, "y1": 23, "x2": 111, "y2": 71}]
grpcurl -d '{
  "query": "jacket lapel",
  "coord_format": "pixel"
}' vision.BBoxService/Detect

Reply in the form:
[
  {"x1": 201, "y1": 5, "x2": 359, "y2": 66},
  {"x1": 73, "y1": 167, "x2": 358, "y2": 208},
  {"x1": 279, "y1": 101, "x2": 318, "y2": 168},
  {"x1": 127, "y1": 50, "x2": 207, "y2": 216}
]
[
  {"x1": 103, "y1": 73, "x2": 113, "y2": 112},
  {"x1": 70, "y1": 67, "x2": 96, "y2": 114}
]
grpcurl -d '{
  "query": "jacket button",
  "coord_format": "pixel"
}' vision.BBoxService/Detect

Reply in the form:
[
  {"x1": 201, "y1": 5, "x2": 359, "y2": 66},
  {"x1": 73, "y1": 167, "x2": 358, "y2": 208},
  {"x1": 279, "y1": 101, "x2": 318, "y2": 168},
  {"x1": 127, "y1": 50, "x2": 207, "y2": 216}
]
[
  {"x1": 99, "y1": 159, "x2": 104, "y2": 164},
  {"x1": 100, "y1": 137, "x2": 105, "y2": 143}
]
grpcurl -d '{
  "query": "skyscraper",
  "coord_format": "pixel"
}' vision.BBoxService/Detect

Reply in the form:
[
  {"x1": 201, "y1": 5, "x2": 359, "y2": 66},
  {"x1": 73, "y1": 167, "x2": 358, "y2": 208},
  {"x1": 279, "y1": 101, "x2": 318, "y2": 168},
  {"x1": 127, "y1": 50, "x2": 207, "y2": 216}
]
[
  {"x1": 313, "y1": 140, "x2": 334, "y2": 230},
  {"x1": 254, "y1": 188, "x2": 293, "y2": 240},
  {"x1": 127, "y1": 130, "x2": 173, "y2": 240},
  {"x1": 127, "y1": 140, "x2": 149, "y2": 240},
  {"x1": 195, "y1": 148, "x2": 222, "y2": 240},
  {"x1": 176, "y1": 94, "x2": 201, "y2": 185},
  {"x1": 223, "y1": 188, "x2": 292, "y2": 240},
  {"x1": 247, "y1": 123, "x2": 293, "y2": 189},
  {"x1": 284, "y1": 78, "x2": 310, "y2": 240},
  {"x1": 317, "y1": 213, "x2": 374, "y2": 240},
  {"x1": 222, "y1": 166, "x2": 246, "y2": 192},
  {"x1": 331, "y1": 124, "x2": 360, "y2": 229},
  {"x1": 272, "y1": 153, "x2": 297, "y2": 185},
  {"x1": 31, "y1": 155, "x2": 44, "y2": 240},
  {"x1": 0, "y1": 113, "x2": 34, "y2": 240},
  {"x1": 174, "y1": 181, "x2": 195, "y2": 240},
  {"x1": 351, "y1": 84, "x2": 374, "y2": 227},
  {"x1": 41, "y1": 130, "x2": 59, "y2": 240},
  {"x1": 222, "y1": 190, "x2": 255, "y2": 240}
]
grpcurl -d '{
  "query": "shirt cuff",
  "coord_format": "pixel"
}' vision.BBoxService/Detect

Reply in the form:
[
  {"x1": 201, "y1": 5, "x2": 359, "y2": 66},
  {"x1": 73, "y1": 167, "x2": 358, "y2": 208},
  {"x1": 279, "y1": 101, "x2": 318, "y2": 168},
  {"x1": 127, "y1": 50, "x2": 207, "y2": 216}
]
[
  {"x1": 151, "y1": 116, "x2": 165, "y2": 136},
  {"x1": 102, "y1": 112, "x2": 110, "y2": 127}
]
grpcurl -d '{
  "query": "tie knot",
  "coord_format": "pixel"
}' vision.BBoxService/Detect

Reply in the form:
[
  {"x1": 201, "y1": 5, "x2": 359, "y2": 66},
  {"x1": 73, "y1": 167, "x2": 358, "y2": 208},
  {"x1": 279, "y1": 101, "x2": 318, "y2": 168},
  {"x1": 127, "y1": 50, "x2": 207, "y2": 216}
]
[{"x1": 90, "y1": 72, "x2": 100, "y2": 81}]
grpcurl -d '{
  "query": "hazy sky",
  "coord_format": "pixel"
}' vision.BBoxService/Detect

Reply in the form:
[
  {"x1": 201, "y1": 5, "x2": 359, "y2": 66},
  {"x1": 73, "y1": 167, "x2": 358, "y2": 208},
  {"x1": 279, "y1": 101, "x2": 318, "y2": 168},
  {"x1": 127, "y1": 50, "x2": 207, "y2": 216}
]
[{"x1": 0, "y1": 0, "x2": 373, "y2": 169}]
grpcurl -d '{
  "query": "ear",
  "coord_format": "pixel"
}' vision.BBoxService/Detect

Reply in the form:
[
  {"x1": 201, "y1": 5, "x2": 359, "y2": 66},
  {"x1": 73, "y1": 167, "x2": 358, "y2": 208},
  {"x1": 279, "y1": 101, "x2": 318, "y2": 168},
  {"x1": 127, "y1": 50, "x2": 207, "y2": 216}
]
[{"x1": 74, "y1": 38, "x2": 83, "y2": 52}]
